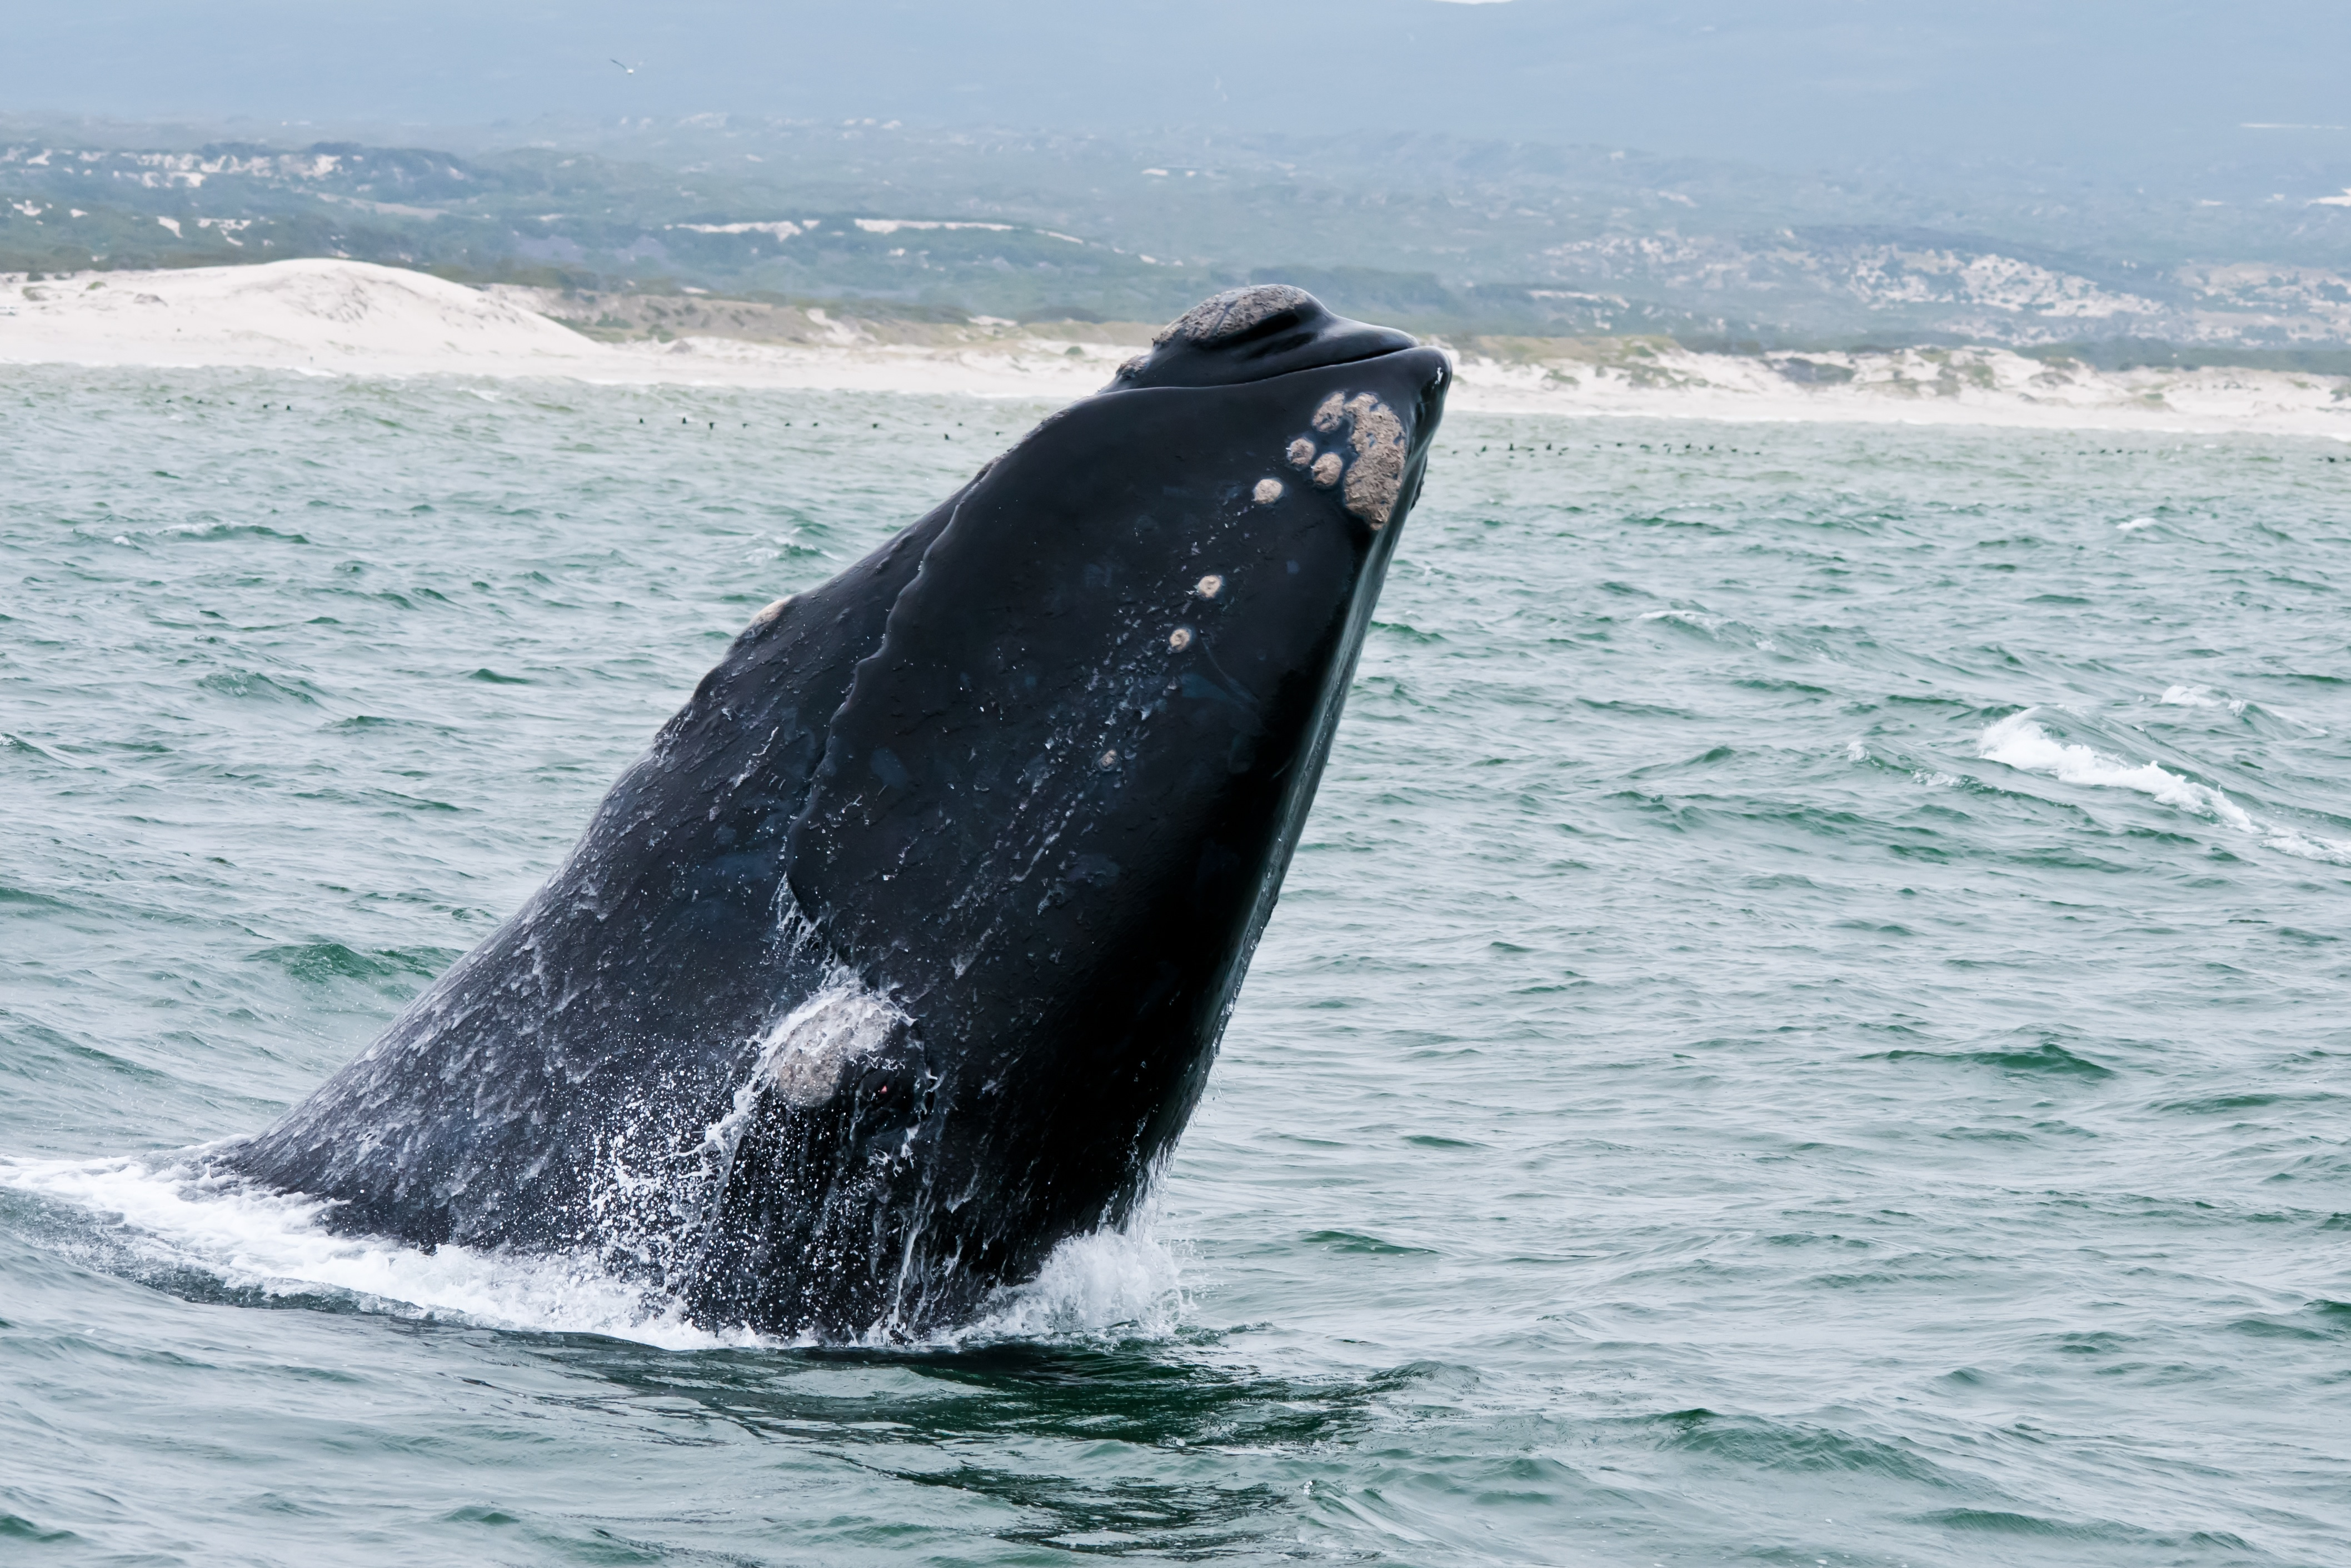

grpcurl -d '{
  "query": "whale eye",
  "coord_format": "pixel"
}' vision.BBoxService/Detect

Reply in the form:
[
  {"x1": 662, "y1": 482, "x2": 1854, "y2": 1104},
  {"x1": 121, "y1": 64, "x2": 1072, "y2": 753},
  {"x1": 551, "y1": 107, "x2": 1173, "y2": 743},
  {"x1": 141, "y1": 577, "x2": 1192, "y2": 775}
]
[
  {"x1": 1168, "y1": 626, "x2": 1195, "y2": 651},
  {"x1": 1195, "y1": 574, "x2": 1224, "y2": 600}
]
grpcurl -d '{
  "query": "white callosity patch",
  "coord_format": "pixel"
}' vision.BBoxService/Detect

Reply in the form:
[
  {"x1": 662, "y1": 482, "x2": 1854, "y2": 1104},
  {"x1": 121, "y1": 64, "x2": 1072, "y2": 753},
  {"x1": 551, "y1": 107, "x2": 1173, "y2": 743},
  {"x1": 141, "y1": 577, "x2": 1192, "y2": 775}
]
[
  {"x1": 1337, "y1": 393, "x2": 1407, "y2": 527},
  {"x1": 747, "y1": 981, "x2": 902, "y2": 1111},
  {"x1": 672, "y1": 979, "x2": 907, "y2": 1279},
  {"x1": 1151, "y1": 283, "x2": 1312, "y2": 348},
  {"x1": 1252, "y1": 477, "x2": 1283, "y2": 504},
  {"x1": 1292, "y1": 391, "x2": 1408, "y2": 526}
]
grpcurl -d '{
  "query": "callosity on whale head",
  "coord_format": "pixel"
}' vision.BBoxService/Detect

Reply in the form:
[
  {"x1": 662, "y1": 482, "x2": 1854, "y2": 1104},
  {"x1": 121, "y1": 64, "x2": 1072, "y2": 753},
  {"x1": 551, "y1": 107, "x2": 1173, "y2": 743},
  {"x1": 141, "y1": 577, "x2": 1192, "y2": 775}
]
[{"x1": 224, "y1": 285, "x2": 1449, "y2": 1340}]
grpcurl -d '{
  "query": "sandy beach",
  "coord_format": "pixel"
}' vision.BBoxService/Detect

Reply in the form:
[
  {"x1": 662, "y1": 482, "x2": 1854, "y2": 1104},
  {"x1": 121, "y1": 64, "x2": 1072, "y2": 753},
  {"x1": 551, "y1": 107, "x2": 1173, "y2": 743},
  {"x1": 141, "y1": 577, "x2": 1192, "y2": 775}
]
[{"x1": 6, "y1": 258, "x2": 2348, "y2": 437}]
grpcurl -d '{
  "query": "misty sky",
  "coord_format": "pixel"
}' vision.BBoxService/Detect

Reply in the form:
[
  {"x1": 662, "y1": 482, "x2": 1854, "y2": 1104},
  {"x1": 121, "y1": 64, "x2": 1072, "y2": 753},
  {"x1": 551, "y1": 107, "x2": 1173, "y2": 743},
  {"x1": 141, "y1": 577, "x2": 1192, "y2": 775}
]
[{"x1": 8, "y1": 1, "x2": 2348, "y2": 181}]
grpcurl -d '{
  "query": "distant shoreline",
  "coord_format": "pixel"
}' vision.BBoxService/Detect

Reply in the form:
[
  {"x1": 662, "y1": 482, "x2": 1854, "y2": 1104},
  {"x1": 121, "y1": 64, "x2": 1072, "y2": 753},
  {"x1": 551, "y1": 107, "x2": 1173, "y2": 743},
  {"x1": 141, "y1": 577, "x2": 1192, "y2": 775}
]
[{"x1": 6, "y1": 259, "x2": 2349, "y2": 438}]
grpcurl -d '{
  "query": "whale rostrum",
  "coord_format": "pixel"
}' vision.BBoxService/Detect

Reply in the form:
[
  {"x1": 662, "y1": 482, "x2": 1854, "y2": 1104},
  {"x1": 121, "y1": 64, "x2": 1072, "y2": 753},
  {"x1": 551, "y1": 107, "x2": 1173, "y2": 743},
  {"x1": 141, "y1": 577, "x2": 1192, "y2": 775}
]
[{"x1": 223, "y1": 286, "x2": 1452, "y2": 1340}]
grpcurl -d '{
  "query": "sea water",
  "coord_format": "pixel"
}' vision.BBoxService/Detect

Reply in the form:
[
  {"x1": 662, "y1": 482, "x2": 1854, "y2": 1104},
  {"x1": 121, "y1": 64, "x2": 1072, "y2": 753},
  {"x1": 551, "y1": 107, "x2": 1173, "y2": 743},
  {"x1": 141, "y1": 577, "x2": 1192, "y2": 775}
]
[{"x1": 2, "y1": 367, "x2": 2346, "y2": 1566}]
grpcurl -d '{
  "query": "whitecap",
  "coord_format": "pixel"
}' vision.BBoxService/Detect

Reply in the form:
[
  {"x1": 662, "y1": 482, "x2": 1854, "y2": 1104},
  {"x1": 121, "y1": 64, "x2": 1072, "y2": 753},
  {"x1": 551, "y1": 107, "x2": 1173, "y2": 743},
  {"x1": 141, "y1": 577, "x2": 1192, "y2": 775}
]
[
  {"x1": 2159, "y1": 682, "x2": 2251, "y2": 716},
  {"x1": 2260, "y1": 828, "x2": 2351, "y2": 866},
  {"x1": 1637, "y1": 607, "x2": 1726, "y2": 633},
  {"x1": 2117, "y1": 516, "x2": 2157, "y2": 532},
  {"x1": 1979, "y1": 711, "x2": 2256, "y2": 831},
  {"x1": 1978, "y1": 711, "x2": 2351, "y2": 865}
]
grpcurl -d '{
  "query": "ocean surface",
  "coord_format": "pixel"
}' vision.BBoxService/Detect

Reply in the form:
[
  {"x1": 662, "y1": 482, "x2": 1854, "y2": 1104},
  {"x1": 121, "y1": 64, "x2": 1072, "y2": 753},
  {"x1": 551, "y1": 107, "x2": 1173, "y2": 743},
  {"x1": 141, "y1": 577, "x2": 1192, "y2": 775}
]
[{"x1": 2, "y1": 367, "x2": 2347, "y2": 1567}]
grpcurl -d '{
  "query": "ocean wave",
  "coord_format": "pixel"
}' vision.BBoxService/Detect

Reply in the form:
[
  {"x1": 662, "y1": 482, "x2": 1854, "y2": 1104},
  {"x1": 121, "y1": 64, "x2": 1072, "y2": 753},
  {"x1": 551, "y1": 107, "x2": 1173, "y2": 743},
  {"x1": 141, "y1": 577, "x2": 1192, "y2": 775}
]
[
  {"x1": 1636, "y1": 606, "x2": 1782, "y2": 651},
  {"x1": 1978, "y1": 710, "x2": 2351, "y2": 864},
  {"x1": 2158, "y1": 683, "x2": 2240, "y2": 712},
  {"x1": 2157, "y1": 683, "x2": 2328, "y2": 736}
]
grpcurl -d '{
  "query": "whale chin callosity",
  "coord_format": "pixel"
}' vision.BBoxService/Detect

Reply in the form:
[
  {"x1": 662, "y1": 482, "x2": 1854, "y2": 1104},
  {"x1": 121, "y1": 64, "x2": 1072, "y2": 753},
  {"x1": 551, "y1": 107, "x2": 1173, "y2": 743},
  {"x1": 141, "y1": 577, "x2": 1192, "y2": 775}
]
[{"x1": 223, "y1": 285, "x2": 1450, "y2": 1340}]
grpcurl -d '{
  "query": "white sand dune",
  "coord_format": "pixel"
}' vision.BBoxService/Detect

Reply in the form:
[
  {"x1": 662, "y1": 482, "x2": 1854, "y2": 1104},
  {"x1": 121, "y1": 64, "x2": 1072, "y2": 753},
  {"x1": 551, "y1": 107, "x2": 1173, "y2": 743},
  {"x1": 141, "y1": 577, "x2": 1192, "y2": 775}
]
[
  {"x1": 5, "y1": 258, "x2": 2348, "y2": 438},
  {"x1": 0, "y1": 258, "x2": 603, "y2": 376},
  {"x1": 1448, "y1": 339, "x2": 2351, "y2": 437},
  {"x1": 0, "y1": 258, "x2": 1121, "y2": 396}
]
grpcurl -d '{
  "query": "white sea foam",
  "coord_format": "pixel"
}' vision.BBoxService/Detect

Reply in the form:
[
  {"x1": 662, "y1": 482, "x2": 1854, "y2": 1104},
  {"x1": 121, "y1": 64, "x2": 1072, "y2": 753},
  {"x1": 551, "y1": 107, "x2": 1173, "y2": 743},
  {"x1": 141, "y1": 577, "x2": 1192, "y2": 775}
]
[
  {"x1": 1981, "y1": 710, "x2": 2255, "y2": 828},
  {"x1": 0, "y1": 1153, "x2": 740, "y2": 1349},
  {"x1": 960, "y1": 1214, "x2": 1189, "y2": 1344},
  {"x1": 1637, "y1": 607, "x2": 1725, "y2": 633},
  {"x1": 1637, "y1": 607, "x2": 1779, "y2": 651},
  {"x1": 2158, "y1": 683, "x2": 2255, "y2": 717},
  {"x1": 2117, "y1": 516, "x2": 2158, "y2": 532},
  {"x1": 1979, "y1": 710, "x2": 2351, "y2": 864},
  {"x1": 2159, "y1": 685, "x2": 2330, "y2": 735},
  {"x1": 2, "y1": 1145, "x2": 1191, "y2": 1350}
]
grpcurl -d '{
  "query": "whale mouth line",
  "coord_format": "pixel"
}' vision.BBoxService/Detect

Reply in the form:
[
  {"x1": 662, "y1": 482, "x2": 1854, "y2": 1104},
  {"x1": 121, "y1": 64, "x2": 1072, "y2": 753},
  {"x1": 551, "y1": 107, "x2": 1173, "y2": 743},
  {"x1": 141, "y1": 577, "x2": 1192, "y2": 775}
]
[
  {"x1": 1237, "y1": 340, "x2": 1435, "y2": 388},
  {"x1": 1272, "y1": 339, "x2": 1432, "y2": 380}
]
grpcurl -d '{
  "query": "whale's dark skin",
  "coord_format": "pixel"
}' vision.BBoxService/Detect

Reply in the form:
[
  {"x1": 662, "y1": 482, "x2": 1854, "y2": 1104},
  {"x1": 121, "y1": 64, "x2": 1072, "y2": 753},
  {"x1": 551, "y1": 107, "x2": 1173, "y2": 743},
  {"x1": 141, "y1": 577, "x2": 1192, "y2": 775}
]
[{"x1": 224, "y1": 286, "x2": 1449, "y2": 1339}]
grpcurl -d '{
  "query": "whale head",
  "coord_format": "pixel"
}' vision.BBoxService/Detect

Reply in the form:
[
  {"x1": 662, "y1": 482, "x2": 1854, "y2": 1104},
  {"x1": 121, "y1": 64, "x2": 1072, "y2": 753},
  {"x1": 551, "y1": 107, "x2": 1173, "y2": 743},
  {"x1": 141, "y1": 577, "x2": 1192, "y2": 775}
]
[
  {"x1": 231, "y1": 284, "x2": 1447, "y2": 1342},
  {"x1": 688, "y1": 286, "x2": 1449, "y2": 1335}
]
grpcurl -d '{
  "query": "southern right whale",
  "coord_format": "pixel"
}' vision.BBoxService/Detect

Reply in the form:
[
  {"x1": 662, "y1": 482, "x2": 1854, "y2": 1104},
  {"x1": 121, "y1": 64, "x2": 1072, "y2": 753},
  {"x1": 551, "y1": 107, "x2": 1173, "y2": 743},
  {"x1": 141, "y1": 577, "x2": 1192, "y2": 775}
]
[{"x1": 223, "y1": 284, "x2": 1450, "y2": 1340}]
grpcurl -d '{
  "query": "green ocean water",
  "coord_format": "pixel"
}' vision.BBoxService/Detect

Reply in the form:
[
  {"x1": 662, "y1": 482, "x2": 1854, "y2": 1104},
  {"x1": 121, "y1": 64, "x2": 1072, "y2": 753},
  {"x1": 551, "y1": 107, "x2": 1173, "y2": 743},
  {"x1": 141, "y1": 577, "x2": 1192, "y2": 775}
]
[{"x1": 2, "y1": 366, "x2": 2347, "y2": 1566}]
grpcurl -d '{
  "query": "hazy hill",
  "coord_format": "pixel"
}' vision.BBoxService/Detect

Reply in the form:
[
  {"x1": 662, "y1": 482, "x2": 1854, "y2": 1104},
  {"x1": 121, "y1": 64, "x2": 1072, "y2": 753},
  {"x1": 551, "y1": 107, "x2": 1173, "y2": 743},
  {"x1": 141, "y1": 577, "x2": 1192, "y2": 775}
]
[{"x1": 5, "y1": 117, "x2": 2349, "y2": 364}]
